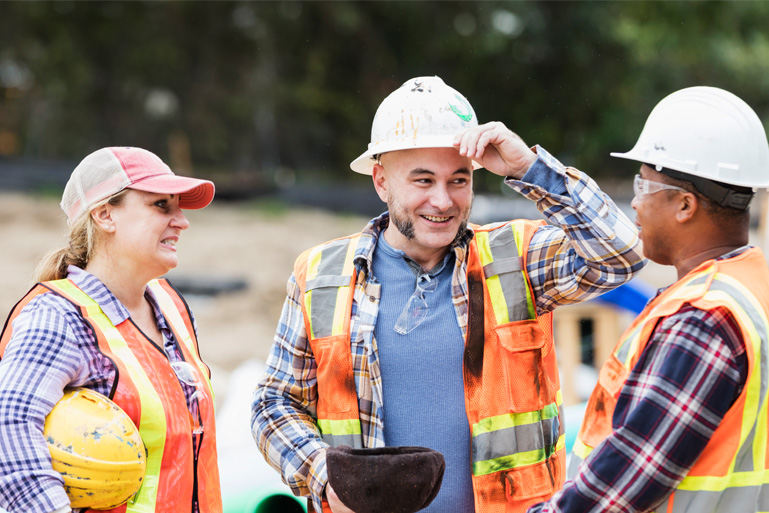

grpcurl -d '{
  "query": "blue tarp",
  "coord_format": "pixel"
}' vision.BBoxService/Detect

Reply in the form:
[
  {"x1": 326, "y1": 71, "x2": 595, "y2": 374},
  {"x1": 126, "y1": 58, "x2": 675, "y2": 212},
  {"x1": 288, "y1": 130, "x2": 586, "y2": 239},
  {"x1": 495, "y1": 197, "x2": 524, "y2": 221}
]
[{"x1": 595, "y1": 279, "x2": 656, "y2": 315}]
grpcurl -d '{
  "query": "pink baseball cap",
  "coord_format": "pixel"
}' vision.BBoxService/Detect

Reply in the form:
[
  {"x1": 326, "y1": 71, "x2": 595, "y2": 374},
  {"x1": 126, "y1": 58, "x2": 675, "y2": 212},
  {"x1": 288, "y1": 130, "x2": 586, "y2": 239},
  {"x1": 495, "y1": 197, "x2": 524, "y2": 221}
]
[{"x1": 61, "y1": 147, "x2": 215, "y2": 225}]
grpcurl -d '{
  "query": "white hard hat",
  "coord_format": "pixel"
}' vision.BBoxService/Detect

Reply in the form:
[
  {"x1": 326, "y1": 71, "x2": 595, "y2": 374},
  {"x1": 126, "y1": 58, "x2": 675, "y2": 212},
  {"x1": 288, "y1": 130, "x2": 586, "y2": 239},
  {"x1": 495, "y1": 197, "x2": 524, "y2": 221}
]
[
  {"x1": 611, "y1": 86, "x2": 769, "y2": 189},
  {"x1": 350, "y1": 76, "x2": 481, "y2": 175}
]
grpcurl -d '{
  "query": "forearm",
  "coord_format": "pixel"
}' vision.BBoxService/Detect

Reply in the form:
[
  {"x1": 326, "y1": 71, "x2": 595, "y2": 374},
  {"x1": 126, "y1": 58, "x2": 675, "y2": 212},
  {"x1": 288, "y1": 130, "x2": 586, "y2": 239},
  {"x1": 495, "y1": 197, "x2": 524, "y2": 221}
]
[
  {"x1": 251, "y1": 379, "x2": 328, "y2": 499},
  {"x1": 507, "y1": 145, "x2": 644, "y2": 311},
  {"x1": 251, "y1": 279, "x2": 329, "y2": 508}
]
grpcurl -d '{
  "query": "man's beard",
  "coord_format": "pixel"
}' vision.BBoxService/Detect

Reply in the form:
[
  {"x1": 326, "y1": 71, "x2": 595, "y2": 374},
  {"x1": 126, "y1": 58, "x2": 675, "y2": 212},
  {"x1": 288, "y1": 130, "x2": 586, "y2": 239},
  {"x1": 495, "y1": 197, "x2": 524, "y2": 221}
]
[
  {"x1": 390, "y1": 210, "x2": 415, "y2": 240},
  {"x1": 388, "y1": 195, "x2": 472, "y2": 247}
]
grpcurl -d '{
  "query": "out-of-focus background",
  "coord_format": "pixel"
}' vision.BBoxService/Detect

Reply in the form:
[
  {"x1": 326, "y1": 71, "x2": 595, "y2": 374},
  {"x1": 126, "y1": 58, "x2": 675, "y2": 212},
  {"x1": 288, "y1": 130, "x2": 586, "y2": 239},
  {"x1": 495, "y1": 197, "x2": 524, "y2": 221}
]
[{"x1": 2, "y1": 2, "x2": 769, "y2": 511}]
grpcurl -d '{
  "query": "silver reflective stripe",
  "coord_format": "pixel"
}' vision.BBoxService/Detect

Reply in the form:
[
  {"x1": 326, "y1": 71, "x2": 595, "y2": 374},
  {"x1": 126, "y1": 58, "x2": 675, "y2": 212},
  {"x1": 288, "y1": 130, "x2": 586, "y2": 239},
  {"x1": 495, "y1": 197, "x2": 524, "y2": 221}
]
[
  {"x1": 309, "y1": 239, "x2": 353, "y2": 338},
  {"x1": 321, "y1": 433, "x2": 364, "y2": 449},
  {"x1": 759, "y1": 483, "x2": 769, "y2": 511},
  {"x1": 668, "y1": 485, "x2": 763, "y2": 513},
  {"x1": 485, "y1": 224, "x2": 529, "y2": 322},
  {"x1": 472, "y1": 415, "x2": 560, "y2": 464},
  {"x1": 614, "y1": 323, "x2": 643, "y2": 364},
  {"x1": 483, "y1": 257, "x2": 523, "y2": 277},
  {"x1": 306, "y1": 274, "x2": 354, "y2": 291},
  {"x1": 709, "y1": 278, "x2": 769, "y2": 473}
]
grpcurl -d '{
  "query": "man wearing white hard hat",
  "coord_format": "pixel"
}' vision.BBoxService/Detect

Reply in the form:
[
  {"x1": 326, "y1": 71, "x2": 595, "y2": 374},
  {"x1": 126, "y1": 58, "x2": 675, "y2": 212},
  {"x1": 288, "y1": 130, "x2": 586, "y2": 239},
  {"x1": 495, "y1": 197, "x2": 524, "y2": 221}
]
[
  {"x1": 252, "y1": 76, "x2": 645, "y2": 513},
  {"x1": 529, "y1": 87, "x2": 769, "y2": 513}
]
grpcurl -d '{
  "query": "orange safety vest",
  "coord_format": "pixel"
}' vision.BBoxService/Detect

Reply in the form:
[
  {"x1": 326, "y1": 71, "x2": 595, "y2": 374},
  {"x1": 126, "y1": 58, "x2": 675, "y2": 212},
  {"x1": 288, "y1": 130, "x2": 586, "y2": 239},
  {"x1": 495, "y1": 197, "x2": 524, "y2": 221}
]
[
  {"x1": 570, "y1": 247, "x2": 769, "y2": 513},
  {"x1": 295, "y1": 220, "x2": 565, "y2": 513},
  {"x1": 0, "y1": 278, "x2": 223, "y2": 513}
]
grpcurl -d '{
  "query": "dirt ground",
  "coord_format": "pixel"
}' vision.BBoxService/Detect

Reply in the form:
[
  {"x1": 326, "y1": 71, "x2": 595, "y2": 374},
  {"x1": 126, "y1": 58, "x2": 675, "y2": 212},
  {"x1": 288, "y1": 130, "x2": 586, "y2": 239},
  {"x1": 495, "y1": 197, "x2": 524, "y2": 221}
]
[
  {"x1": 0, "y1": 191, "x2": 371, "y2": 405},
  {"x1": 2, "y1": 189, "x2": 728, "y2": 407}
]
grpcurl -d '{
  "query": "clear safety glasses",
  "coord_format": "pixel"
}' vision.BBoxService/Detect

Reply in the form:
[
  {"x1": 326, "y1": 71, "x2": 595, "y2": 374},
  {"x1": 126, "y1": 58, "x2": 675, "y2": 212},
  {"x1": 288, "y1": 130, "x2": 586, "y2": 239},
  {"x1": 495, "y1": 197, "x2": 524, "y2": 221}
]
[
  {"x1": 633, "y1": 174, "x2": 687, "y2": 198},
  {"x1": 170, "y1": 360, "x2": 206, "y2": 436},
  {"x1": 394, "y1": 274, "x2": 438, "y2": 335}
]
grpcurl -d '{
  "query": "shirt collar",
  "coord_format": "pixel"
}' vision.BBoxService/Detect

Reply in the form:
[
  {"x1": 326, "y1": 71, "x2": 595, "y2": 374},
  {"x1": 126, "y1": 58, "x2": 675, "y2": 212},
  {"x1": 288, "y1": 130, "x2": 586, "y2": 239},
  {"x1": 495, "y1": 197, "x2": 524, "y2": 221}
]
[
  {"x1": 354, "y1": 212, "x2": 475, "y2": 278},
  {"x1": 66, "y1": 265, "x2": 169, "y2": 331}
]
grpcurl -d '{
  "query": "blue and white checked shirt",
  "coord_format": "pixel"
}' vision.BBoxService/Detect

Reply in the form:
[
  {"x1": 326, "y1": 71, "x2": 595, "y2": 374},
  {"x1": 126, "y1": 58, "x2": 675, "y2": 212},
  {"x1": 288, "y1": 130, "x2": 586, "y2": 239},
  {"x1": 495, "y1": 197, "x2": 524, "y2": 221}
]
[
  {"x1": 251, "y1": 146, "x2": 646, "y2": 512},
  {"x1": 0, "y1": 266, "x2": 199, "y2": 513}
]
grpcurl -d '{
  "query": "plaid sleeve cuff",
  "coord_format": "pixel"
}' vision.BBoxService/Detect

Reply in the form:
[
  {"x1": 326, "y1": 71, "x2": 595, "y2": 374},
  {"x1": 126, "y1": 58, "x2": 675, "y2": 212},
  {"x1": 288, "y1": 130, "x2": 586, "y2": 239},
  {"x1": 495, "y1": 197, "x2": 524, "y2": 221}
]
[
  {"x1": 308, "y1": 448, "x2": 328, "y2": 513},
  {"x1": 504, "y1": 145, "x2": 569, "y2": 200}
]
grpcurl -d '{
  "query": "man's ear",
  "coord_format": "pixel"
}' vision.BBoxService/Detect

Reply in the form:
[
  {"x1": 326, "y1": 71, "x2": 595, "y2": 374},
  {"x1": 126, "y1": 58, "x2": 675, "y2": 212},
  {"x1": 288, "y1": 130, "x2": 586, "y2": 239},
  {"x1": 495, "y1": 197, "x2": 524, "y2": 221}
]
[
  {"x1": 675, "y1": 191, "x2": 700, "y2": 223},
  {"x1": 372, "y1": 163, "x2": 389, "y2": 203},
  {"x1": 90, "y1": 204, "x2": 115, "y2": 233}
]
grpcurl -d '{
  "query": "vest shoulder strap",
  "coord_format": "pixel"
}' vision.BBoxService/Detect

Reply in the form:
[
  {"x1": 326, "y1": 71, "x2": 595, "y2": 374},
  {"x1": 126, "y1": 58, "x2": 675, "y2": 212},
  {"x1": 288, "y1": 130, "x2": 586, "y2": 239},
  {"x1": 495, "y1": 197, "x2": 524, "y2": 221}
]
[
  {"x1": 0, "y1": 283, "x2": 52, "y2": 358},
  {"x1": 293, "y1": 246, "x2": 314, "y2": 294},
  {"x1": 471, "y1": 219, "x2": 542, "y2": 323},
  {"x1": 294, "y1": 234, "x2": 362, "y2": 341}
]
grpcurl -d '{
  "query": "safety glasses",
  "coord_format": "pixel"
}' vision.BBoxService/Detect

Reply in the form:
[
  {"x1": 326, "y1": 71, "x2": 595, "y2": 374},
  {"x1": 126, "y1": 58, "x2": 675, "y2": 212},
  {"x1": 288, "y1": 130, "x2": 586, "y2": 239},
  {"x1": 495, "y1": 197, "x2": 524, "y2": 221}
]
[
  {"x1": 394, "y1": 274, "x2": 438, "y2": 335},
  {"x1": 170, "y1": 360, "x2": 206, "y2": 435},
  {"x1": 633, "y1": 174, "x2": 687, "y2": 197}
]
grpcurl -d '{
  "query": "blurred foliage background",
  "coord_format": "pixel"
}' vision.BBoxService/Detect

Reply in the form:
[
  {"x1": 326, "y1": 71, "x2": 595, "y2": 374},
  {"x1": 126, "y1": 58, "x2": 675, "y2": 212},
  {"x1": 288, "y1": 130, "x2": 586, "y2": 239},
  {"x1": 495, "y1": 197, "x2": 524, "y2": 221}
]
[{"x1": 2, "y1": 0, "x2": 769, "y2": 198}]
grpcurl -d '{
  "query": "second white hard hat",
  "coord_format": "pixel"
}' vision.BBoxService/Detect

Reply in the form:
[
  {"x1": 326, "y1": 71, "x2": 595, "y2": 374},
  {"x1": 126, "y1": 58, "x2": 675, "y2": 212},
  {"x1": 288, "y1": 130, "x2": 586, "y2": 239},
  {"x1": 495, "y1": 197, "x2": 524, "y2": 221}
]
[
  {"x1": 611, "y1": 86, "x2": 769, "y2": 189},
  {"x1": 350, "y1": 76, "x2": 481, "y2": 175}
]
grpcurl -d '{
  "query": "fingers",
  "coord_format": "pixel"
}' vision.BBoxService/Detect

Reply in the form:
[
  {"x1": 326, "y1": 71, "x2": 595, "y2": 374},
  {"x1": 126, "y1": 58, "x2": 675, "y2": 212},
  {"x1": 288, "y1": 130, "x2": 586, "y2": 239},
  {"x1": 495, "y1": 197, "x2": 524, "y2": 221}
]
[{"x1": 454, "y1": 121, "x2": 514, "y2": 159}]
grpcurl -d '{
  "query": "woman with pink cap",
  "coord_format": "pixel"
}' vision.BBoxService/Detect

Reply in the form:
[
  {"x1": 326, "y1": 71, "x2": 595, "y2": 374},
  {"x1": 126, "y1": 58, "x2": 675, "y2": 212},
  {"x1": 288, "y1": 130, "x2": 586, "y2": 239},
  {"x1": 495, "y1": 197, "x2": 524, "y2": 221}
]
[{"x1": 0, "y1": 147, "x2": 223, "y2": 513}]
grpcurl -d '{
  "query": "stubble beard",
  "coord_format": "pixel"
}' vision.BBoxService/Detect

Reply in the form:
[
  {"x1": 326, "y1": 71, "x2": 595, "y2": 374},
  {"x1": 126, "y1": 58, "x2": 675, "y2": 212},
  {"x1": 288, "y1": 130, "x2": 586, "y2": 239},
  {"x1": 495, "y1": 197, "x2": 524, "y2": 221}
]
[{"x1": 388, "y1": 194, "x2": 473, "y2": 247}]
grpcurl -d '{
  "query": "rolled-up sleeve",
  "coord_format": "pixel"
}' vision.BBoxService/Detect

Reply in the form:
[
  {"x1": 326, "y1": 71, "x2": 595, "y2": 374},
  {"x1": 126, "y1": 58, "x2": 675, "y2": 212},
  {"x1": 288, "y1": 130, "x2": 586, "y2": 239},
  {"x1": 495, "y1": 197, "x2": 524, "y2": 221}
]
[
  {"x1": 251, "y1": 273, "x2": 329, "y2": 511},
  {"x1": 506, "y1": 145, "x2": 645, "y2": 313}
]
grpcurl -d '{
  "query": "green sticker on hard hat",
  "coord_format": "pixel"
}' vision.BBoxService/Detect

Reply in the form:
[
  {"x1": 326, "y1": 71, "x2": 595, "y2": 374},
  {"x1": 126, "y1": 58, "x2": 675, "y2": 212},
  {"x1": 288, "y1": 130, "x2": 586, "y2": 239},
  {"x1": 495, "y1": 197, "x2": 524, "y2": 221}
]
[{"x1": 449, "y1": 94, "x2": 473, "y2": 122}]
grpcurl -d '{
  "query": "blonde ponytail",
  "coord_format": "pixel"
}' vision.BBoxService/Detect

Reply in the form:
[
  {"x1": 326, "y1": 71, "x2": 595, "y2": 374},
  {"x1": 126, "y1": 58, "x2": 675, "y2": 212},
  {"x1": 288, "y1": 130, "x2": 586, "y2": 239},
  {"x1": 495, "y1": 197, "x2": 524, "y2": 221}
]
[{"x1": 33, "y1": 190, "x2": 129, "y2": 283}]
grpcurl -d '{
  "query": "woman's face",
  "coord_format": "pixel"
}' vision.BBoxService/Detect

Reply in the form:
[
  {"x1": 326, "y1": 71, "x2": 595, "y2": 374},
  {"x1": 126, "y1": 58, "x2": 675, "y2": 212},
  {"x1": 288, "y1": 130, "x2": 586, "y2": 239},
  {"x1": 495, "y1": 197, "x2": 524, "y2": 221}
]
[{"x1": 105, "y1": 189, "x2": 190, "y2": 279}]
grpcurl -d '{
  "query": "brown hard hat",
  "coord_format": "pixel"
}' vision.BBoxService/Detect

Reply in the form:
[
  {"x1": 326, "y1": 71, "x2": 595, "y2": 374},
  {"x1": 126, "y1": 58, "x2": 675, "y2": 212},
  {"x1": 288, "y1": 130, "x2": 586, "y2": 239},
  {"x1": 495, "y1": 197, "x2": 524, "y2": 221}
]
[{"x1": 326, "y1": 445, "x2": 445, "y2": 513}]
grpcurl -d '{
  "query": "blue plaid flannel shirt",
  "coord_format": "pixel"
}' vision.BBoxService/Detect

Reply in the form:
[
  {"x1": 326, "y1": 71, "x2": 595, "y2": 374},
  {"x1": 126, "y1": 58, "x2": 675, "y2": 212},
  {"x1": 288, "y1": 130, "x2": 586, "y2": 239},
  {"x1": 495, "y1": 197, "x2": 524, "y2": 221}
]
[
  {"x1": 0, "y1": 266, "x2": 200, "y2": 513},
  {"x1": 251, "y1": 146, "x2": 645, "y2": 512}
]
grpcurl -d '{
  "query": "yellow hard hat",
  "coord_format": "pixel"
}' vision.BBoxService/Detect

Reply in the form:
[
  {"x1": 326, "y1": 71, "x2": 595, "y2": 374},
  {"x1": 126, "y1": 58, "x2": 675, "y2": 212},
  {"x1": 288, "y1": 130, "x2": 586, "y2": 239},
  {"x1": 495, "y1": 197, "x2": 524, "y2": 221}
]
[{"x1": 44, "y1": 388, "x2": 147, "y2": 510}]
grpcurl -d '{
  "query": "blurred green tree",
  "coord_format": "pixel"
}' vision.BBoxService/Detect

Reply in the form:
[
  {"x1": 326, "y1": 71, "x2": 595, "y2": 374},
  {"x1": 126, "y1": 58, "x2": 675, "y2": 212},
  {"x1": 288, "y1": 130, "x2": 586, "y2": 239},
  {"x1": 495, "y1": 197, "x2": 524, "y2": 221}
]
[{"x1": 0, "y1": 1, "x2": 768, "y2": 196}]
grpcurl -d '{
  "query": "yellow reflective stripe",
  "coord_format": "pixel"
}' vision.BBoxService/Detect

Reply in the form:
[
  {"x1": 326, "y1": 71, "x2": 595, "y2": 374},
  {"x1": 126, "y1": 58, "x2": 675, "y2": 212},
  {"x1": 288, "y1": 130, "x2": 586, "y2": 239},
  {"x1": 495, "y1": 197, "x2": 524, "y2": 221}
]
[
  {"x1": 614, "y1": 324, "x2": 643, "y2": 368},
  {"x1": 473, "y1": 434, "x2": 565, "y2": 476},
  {"x1": 473, "y1": 400, "x2": 561, "y2": 436},
  {"x1": 306, "y1": 245, "x2": 323, "y2": 282},
  {"x1": 678, "y1": 470, "x2": 769, "y2": 491},
  {"x1": 572, "y1": 438, "x2": 592, "y2": 460},
  {"x1": 329, "y1": 238, "x2": 358, "y2": 336},
  {"x1": 756, "y1": 382, "x2": 769, "y2": 478},
  {"x1": 304, "y1": 248, "x2": 324, "y2": 340},
  {"x1": 50, "y1": 280, "x2": 165, "y2": 511},
  {"x1": 148, "y1": 281, "x2": 216, "y2": 405},
  {"x1": 706, "y1": 276, "x2": 769, "y2": 475},
  {"x1": 317, "y1": 418, "x2": 362, "y2": 436},
  {"x1": 510, "y1": 222, "x2": 536, "y2": 320},
  {"x1": 676, "y1": 273, "x2": 769, "y2": 493},
  {"x1": 330, "y1": 286, "x2": 348, "y2": 336},
  {"x1": 342, "y1": 236, "x2": 359, "y2": 277},
  {"x1": 476, "y1": 231, "x2": 509, "y2": 325}
]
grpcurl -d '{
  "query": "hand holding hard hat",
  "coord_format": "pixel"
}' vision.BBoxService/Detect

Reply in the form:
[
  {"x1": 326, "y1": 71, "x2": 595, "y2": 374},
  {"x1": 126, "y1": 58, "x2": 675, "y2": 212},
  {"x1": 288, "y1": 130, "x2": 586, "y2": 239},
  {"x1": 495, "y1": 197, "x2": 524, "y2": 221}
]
[
  {"x1": 348, "y1": 76, "x2": 537, "y2": 180},
  {"x1": 44, "y1": 388, "x2": 146, "y2": 510}
]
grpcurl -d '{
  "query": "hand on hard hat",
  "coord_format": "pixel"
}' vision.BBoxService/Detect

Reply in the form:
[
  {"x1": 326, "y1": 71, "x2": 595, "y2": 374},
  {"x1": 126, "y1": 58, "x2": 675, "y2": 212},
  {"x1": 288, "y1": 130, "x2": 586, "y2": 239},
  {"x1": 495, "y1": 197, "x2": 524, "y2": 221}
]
[{"x1": 454, "y1": 121, "x2": 537, "y2": 179}]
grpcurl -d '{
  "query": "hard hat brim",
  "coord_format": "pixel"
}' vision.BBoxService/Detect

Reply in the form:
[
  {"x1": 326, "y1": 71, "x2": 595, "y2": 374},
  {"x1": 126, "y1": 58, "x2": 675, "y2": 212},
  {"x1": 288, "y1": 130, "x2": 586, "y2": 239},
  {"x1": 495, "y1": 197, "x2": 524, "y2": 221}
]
[{"x1": 350, "y1": 134, "x2": 483, "y2": 175}]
